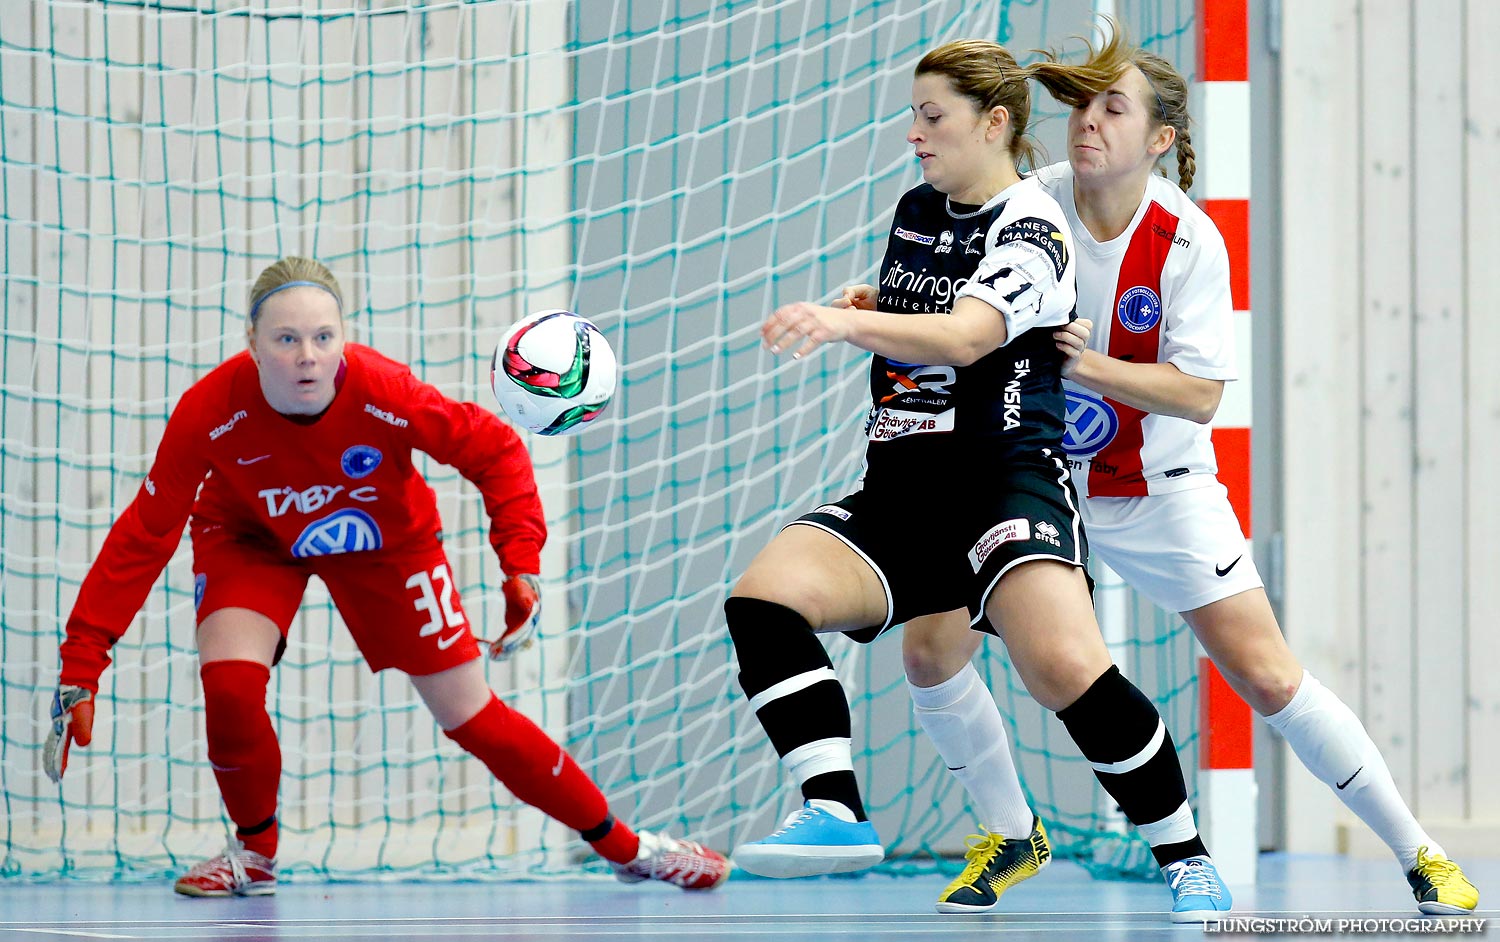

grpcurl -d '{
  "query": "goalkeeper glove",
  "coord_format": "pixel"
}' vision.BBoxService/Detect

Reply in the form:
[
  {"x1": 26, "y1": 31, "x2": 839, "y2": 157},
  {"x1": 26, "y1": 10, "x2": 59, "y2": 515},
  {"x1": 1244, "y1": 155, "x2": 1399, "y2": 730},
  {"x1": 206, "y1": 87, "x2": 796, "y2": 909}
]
[
  {"x1": 43, "y1": 685, "x2": 95, "y2": 784},
  {"x1": 490, "y1": 573, "x2": 541, "y2": 661}
]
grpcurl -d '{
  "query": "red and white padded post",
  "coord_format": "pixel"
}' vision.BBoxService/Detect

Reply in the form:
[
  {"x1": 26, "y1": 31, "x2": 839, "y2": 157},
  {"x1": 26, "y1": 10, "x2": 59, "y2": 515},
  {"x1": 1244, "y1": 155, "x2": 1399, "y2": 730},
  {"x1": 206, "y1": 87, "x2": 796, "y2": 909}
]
[{"x1": 1194, "y1": 0, "x2": 1257, "y2": 886}]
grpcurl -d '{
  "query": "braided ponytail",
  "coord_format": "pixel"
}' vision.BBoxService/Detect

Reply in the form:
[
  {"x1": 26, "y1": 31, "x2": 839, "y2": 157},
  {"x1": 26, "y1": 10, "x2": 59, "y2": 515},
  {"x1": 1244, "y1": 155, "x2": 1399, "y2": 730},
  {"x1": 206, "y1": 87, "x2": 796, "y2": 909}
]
[{"x1": 1173, "y1": 125, "x2": 1196, "y2": 193}]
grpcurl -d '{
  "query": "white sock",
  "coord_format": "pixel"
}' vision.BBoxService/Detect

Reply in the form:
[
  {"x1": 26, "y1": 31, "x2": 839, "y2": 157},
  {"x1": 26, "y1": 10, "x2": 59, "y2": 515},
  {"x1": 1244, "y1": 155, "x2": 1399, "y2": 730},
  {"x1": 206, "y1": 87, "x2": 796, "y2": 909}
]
[
  {"x1": 1263, "y1": 670, "x2": 1439, "y2": 869},
  {"x1": 781, "y1": 737, "x2": 854, "y2": 788},
  {"x1": 1137, "y1": 801, "x2": 1199, "y2": 848},
  {"x1": 908, "y1": 663, "x2": 1034, "y2": 839},
  {"x1": 807, "y1": 798, "x2": 858, "y2": 823}
]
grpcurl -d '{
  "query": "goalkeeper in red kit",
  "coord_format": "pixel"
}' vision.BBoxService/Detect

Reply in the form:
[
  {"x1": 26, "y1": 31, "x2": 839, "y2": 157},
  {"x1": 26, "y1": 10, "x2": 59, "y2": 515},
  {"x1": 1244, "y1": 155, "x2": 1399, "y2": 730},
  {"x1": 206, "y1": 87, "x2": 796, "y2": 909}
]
[{"x1": 43, "y1": 255, "x2": 729, "y2": 897}]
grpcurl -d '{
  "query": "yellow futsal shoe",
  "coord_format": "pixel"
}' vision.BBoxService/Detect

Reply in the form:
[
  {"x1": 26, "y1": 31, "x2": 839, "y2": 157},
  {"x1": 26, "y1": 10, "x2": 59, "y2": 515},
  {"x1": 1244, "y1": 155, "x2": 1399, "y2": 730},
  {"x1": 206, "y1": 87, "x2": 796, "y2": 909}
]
[
  {"x1": 934, "y1": 816, "x2": 1051, "y2": 913},
  {"x1": 1406, "y1": 846, "x2": 1479, "y2": 915}
]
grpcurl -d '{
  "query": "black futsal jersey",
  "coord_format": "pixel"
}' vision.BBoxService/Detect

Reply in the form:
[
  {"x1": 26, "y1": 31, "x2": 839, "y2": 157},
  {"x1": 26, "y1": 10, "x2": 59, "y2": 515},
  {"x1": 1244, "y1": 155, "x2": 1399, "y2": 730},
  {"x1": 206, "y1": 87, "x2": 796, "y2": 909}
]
[
  {"x1": 862, "y1": 178, "x2": 1077, "y2": 491},
  {"x1": 794, "y1": 178, "x2": 1086, "y2": 635}
]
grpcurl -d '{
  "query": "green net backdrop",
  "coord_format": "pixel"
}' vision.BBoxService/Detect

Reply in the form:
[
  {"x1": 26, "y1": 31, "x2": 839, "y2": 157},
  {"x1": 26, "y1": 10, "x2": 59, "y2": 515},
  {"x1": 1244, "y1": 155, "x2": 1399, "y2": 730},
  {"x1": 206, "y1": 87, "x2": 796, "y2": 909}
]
[{"x1": 1, "y1": 0, "x2": 1198, "y2": 882}]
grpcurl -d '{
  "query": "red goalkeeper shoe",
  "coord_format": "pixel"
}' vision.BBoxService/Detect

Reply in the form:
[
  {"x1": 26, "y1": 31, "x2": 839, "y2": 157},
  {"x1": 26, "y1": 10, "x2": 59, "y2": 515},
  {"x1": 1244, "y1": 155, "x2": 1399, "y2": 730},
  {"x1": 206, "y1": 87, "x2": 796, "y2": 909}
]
[
  {"x1": 610, "y1": 829, "x2": 730, "y2": 890},
  {"x1": 173, "y1": 842, "x2": 277, "y2": 897}
]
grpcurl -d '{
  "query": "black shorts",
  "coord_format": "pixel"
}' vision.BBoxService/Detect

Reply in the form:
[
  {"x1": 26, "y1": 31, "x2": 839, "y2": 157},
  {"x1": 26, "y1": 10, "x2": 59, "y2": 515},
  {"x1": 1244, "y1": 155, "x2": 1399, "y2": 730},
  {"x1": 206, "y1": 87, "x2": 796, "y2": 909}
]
[{"x1": 787, "y1": 449, "x2": 1088, "y2": 643}]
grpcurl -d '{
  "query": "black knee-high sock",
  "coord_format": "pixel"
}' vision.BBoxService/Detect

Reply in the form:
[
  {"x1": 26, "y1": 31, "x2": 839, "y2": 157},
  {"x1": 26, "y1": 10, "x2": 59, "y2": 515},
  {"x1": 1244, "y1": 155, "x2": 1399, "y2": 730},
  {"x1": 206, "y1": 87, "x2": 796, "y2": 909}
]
[
  {"x1": 725, "y1": 596, "x2": 867, "y2": 821},
  {"x1": 1056, "y1": 666, "x2": 1209, "y2": 867}
]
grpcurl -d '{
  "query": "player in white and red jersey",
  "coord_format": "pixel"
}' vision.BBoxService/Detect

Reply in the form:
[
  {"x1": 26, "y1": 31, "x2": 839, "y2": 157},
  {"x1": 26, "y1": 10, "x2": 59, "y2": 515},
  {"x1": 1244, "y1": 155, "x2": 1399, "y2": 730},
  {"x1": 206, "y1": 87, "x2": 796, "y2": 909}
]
[
  {"x1": 1043, "y1": 162, "x2": 1235, "y2": 501},
  {"x1": 43, "y1": 256, "x2": 727, "y2": 897},
  {"x1": 721, "y1": 40, "x2": 1229, "y2": 921},
  {"x1": 902, "y1": 20, "x2": 1478, "y2": 917}
]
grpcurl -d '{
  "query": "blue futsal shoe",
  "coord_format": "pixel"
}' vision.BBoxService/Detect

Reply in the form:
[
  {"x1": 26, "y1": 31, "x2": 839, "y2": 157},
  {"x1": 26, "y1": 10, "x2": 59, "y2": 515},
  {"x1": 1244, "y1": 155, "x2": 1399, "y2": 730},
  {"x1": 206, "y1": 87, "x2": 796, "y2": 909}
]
[
  {"x1": 1162, "y1": 855, "x2": 1232, "y2": 923},
  {"x1": 733, "y1": 799, "x2": 884, "y2": 878}
]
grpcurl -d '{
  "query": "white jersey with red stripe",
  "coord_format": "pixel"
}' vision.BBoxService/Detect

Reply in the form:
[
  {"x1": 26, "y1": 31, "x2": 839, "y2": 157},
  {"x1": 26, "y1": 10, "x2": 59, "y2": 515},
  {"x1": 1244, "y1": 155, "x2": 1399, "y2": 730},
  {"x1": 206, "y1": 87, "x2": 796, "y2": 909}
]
[{"x1": 1034, "y1": 162, "x2": 1237, "y2": 499}]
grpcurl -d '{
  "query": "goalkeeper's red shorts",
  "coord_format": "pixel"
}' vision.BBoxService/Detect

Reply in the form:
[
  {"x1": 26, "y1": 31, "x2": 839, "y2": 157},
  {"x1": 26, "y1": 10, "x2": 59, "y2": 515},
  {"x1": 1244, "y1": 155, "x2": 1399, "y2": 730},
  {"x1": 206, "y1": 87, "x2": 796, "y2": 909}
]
[{"x1": 191, "y1": 530, "x2": 482, "y2": 675}]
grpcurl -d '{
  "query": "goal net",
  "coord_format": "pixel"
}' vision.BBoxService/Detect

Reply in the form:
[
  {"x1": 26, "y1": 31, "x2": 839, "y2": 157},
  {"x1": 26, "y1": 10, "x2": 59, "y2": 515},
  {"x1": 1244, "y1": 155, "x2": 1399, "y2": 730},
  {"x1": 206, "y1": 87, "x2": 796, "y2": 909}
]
[{"x1": 1, "y1": 0, "x2": 1199, "y2": 882}]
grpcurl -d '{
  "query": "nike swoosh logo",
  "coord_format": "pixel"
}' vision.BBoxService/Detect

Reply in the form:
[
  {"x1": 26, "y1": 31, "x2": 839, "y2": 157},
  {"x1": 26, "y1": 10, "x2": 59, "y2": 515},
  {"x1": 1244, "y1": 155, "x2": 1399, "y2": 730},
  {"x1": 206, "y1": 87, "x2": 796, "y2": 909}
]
[
  {"x1": 1215, "y1": 555, "x2": 1244, "y2": 577},
  {"x1": 552, "y1": 751, "x2": 566, "y2": 777},
  {"x1": 1336, "y1": 766, "x2": 1363, "y2": 790},
  {"x1": 237, "y1": 455, "x2": 272, "y2": 465},
  {"x1": 436, "y1": 631, "x2": 465, "y2": 650},
  {"x1": 946, "y1": 765, "x2": 967, "y2": 772}
]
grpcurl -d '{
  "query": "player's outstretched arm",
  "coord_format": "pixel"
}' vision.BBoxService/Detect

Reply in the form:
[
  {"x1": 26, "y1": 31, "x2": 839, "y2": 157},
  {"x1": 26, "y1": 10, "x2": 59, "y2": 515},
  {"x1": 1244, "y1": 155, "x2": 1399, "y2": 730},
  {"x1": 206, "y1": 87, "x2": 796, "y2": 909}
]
[
  {"x1": 51, "y1": 391, "x2": 207, "y2": 785},
  {"x1": 763, "y1": 295, "x2": 1006, "y2": 366},
  {"x1": 57, "y1": 485, "x2": 199, "y2": 695}
]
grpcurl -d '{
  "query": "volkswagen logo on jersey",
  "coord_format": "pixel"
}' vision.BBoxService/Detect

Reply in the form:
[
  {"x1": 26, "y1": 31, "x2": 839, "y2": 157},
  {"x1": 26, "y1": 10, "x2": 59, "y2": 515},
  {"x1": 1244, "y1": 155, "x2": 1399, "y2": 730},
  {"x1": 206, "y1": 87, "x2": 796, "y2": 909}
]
[
  {"x1": 291, "y1": 508, "x2": 383, "y2": 557},
  {"x1": 1063, "y1": 389, "x2": 1119, "y2": 455},
  {"x1": 1117, "y1": 285, "x2": 1162, "y2": 333},
  {"x1": 341, "y1": 444, "x2": 382, "y2": 479}
]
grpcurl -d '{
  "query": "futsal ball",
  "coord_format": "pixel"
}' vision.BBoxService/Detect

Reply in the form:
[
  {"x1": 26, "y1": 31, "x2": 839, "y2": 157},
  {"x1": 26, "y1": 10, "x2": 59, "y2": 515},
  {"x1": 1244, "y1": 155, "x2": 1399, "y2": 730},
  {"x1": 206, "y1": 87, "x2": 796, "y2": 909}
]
[{"x1": 491, "y1": 310, "x2": 617, "y2": 436}]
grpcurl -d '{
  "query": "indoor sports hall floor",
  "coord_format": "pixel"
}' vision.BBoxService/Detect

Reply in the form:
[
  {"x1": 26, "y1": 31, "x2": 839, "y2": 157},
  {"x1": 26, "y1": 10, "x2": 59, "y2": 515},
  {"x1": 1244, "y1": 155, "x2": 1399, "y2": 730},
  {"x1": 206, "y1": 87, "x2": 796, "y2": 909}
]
[{"x1": 1, "y1": 855, "x2": 1495, "y2": 942}]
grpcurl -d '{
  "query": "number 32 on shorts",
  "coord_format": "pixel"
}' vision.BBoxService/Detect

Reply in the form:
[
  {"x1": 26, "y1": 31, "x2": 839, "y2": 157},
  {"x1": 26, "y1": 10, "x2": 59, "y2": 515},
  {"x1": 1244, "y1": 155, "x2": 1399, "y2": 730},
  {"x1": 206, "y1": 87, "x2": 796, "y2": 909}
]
[{"x1": 405, "y1": 563, "x2": 467, "y2": 649}]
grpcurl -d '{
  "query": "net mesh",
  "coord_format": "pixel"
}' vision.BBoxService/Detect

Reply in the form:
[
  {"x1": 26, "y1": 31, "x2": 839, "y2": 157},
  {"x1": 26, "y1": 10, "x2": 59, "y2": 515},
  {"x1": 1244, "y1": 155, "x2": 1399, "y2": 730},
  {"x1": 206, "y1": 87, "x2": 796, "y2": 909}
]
[{"x1": 1, "y1": 0, "x2": 1198, "y2": 882}]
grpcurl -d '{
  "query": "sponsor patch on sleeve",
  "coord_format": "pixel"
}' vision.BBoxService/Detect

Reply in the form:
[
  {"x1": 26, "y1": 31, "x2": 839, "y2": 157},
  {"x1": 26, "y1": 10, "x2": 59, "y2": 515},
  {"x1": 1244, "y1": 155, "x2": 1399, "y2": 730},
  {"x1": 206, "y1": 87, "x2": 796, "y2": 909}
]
[
  {"x1": 812, "y1": 504, "x2": 852, "y2": 521},
  {"x1": 994, "y1": 216, "x2": 1068, "y2": 279}
]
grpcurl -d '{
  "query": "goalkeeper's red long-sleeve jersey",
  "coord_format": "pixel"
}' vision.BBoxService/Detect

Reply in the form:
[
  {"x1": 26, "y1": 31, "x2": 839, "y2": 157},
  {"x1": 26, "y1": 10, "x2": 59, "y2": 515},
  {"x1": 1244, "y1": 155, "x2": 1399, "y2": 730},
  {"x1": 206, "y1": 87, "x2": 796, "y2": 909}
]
[{"x1": 59, "y1": 343, "x2": 546, "y2": 691}]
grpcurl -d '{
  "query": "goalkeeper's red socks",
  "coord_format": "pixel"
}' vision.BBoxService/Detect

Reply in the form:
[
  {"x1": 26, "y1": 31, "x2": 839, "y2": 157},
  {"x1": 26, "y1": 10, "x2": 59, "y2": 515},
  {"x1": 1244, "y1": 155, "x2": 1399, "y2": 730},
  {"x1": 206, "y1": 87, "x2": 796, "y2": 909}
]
[
  {"x1": 236, "y1": 816, "x2": 278, "y2": 860},
  {"x1": 444, "y1": 693, "x2": 639, "y2": 862},
  {"x1": 583, "y1": 814, "x2": 641, "y2": 864},
  {"x1": 201, "y1": 659, "x2": 282, "y2": 859},
  {"x1": 200, "y1": 667, "x2": 642, "y2": 864}
]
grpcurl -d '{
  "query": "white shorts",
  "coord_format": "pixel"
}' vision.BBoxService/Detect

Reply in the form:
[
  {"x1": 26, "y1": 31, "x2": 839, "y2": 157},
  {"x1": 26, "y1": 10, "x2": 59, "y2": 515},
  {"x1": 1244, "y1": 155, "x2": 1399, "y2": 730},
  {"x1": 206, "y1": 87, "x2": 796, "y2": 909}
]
[{"x1": 1082, "y1": 481, "x2": 1263, "y2": 614}]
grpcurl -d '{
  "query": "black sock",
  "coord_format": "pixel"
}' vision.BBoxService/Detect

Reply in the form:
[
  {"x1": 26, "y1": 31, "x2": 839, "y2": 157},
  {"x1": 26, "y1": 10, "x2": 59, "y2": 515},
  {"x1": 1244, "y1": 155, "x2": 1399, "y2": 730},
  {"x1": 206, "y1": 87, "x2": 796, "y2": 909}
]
[
  {"x1": 1148, "y1": 837, "x2": 1210, "y2": 869},
  {"x1": 1057, "y1": 666, "x2": 1208, "y2": 866},
  {"x1": 725, "y1": 596, "x2": 867, "y2": 821}
]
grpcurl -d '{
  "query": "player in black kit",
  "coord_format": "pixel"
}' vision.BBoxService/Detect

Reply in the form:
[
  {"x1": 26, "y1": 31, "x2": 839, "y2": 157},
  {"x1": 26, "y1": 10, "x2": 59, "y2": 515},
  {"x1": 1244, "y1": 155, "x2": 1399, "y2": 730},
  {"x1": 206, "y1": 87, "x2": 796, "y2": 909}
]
[{"x1": 722, "y1": 38, "x2": 1231, "y2": 921}]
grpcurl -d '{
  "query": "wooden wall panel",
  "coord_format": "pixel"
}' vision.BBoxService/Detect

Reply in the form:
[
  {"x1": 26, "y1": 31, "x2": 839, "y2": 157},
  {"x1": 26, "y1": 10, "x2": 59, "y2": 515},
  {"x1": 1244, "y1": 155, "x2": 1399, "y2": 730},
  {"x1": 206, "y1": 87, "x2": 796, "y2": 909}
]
[
  {"x1": 1410, "y1": 0, "x2": 1468, "y2": 817},
  {"x1": 1279, "y1": 0, "x2": 1365, "y2": 854},
  {"x1": 1356, "y1": 0, "x2": 1415, "y2": 801},
  {"x1": 1282, "y1": 0, "x2": 1499, "y2": 845},
  {"x1": 1462, "y1": 0, "x2": 1500, "y2": 820}
]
